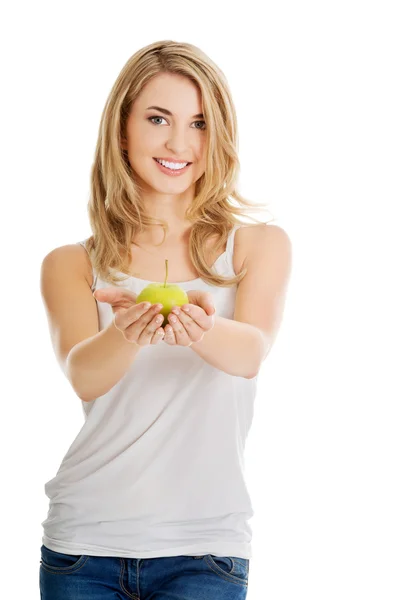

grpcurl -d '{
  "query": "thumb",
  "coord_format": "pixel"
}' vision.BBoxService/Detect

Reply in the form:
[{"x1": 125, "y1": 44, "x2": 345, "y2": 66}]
[
  {"x1": 93, "y1": 287, "x2": 137, "y2": 306},
  {"x1": 206, "y1": 303, "x2": 216, "y2": 316},
  {"x1": 188, "y1": 290, "x2": 215, "y2": 315}
]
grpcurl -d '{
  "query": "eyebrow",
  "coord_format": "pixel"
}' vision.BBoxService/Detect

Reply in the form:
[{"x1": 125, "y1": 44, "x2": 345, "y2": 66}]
[{"x1": 145, "y1": 105, "x2": 204, "y2": 119}]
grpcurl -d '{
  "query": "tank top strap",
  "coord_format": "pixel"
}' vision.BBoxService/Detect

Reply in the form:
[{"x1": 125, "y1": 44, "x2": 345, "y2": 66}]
[
  {"x1": 226, "y1": 224, "x2": 241, "y2": 257},
  {"x1": 219, "y1": 224, "x2": 241, "y2": 275},
  {"x1": 77, "y1": 239, "x2": 98, "y2": 292}
]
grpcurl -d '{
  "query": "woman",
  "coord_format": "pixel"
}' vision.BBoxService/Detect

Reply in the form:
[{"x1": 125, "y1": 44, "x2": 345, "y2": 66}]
[{"x1": 39, "y1": 39, "x2": 292, "y2": 599}]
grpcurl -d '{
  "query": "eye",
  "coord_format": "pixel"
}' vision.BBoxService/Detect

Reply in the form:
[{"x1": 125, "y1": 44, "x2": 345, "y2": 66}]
[
  {"x1": 147, "y1": 116, "x2": 206, "y2": 130},
  {"x1": 148, "y1": 116, "x2": 167, "y2": 126},
  {"x1": 193, "y1": 121, "x2": 207, "y2": 130}
]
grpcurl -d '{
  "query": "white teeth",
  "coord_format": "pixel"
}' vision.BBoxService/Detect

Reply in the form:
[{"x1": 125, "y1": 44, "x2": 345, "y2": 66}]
[{"x1": 156, "y1": 158, "x2": 188, "y2": 170}]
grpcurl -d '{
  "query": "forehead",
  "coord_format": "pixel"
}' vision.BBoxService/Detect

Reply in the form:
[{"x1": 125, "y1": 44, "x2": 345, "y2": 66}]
[{"x1": 133, "y1": 72, "x2": 203, "y2": 113}]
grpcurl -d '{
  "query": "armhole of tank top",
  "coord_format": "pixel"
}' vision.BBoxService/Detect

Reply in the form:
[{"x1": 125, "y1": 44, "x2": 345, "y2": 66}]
[
  {"x1": 225, "y1": 225, "x2": 241, "y2": 274},
  {"x1": 77, "y1": 241, "x2": 97, "y2": 292},
  {"x1": 226, "y1": 222, "x2": 269, "y2": 274}
]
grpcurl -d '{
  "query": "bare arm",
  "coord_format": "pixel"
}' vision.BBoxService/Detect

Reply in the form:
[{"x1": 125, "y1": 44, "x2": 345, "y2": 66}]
[
  {"x1": 68, "y1": 299, "x2": 166, "y2": 402},
  {"x1": 184, "y1": 225, "x2": 293, "y2": 378},
  {"x1": 40, "y1": 245, "x2": 156, "y2": 403},
  {"x1": 190, "y1": 315, "x2": 266, "y2": 378},
  {"x1": 66, "y1": 321, "x2": 142, "y2": 402}
]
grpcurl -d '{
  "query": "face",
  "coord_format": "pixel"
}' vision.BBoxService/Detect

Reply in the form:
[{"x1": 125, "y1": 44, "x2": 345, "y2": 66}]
[{"x1": 121, "y1": 72, "x2": 207, "y2": 196}]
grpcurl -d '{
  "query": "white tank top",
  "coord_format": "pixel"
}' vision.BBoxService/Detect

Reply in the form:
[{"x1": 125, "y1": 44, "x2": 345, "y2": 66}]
[{"x1": 41, "y1": 224, "x2": 258, "y2": 559}]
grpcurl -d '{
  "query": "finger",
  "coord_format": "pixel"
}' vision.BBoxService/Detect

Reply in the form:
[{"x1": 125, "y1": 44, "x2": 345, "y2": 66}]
[
  {"x1": 163, "y1": 325, "x2": 176, "y2": 345},
  {"x1": 116, "y1": 302, "x2": 158, "y2": 332},
  {"x1": 175, "y1": 304, "x2": 213, "y2": 330},
  {"x1": 127, "y1": 309, "x2": 164, "y2": 346},
  {"x1": 142, "y1": 313, "x2": 165, "y2": 345},
  {"x1": 186, "y1": 290, "x2": 216, "y2": 316},
  {"x1": 168, "y1": 312, "x2": 192, "y2": 346},
  {"x1": 151, "y1": 326, "x2": 165, "y2": 344},
  {"x1": 170, "y1": 307, "x2": 205, "y2": 341}
]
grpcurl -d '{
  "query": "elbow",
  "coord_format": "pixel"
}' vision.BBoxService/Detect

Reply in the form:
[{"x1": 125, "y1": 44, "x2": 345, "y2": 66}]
[
  {"x1": 75, "y1": 385, "x2": 97, "y2": 402},
  {"x1": 244, "y1": 331, "x2": 269, "y2": 378},
  {"x1": 253, "y1": 329, "x2": 274, "y2": 375},
  {"x1": 78, "y1": 393, "x2": 93, "y2": 403},
  {"x1": 71, "y1": 383, "x2": 93, "y2": 403},
  {"x1": 245, "y1": 360, "x2": 261, "y2": 379},
  {"x1": 66, "y1": 354, "x2": 92, "y2": 402},
  {"x1": 246, "y1": 346, "x2": 271, "y2": 378},
  {"x1": 245, "y1": 369, "x2": 259, "y2": 380}
]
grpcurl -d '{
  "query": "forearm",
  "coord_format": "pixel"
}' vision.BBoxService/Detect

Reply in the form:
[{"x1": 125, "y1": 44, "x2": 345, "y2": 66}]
[
  {"x1": 66, "y1": 321, "x2": 142, "y2": 402},
  {"x1": 190, "y1": 315, "x2": 267, "y2": 378}
]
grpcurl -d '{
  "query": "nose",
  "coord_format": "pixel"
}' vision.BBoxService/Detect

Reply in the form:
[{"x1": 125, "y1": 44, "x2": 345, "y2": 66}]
[{"x1": 165, "y1": 124, "x2": 190, "y2": 156}]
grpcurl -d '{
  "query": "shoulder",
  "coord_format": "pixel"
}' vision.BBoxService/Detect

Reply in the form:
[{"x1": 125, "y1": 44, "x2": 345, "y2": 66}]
[
  {"x1": 41, "y1": 243, "x2": 93, "y2": 289},
  {"x1": 235, "y1": 223, "x2": 292, "y2": 272},
  {"x1": 237, "y1": 222, "x2": 291, "y2": 244}
]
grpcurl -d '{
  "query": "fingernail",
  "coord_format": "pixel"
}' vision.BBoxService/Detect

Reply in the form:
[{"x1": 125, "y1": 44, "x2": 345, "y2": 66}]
[
  {"x1": 143, "y1": 302, "x2": 151, "y2": 309},
  {"x1": 182, "y1": 306, "x2": 190, "y2": 312}
]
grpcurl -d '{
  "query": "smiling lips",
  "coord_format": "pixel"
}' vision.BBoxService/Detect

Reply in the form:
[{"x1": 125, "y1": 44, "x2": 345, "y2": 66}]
[
  {"x1": 154, "y1": 158, "x2": 191, "y2": 168},
  {"x1": 153, "y1": 157, "x2": 192, "y2": 176},
  {"x1": 154, "y1": 157, "x2": 192, "y2": 164}
]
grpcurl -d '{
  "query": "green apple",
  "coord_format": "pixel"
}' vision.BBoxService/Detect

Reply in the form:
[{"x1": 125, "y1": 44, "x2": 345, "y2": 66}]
[{"x1": 136, "y1": 259, "x2": 189, "y2": 327}]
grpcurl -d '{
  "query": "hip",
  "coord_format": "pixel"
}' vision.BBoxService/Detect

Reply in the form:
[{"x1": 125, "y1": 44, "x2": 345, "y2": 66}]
[{"x1": 39, "y1": 544, "x2": 250, "y2": 599}]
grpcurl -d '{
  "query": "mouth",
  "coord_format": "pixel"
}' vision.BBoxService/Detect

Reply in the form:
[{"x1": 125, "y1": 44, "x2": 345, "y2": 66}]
[
  {"x1": 153, "y1": 157, "x2": 192, "y2": 175},
  {"x1": 153, "y1": 158, "x2": 192, "y2": 166}
]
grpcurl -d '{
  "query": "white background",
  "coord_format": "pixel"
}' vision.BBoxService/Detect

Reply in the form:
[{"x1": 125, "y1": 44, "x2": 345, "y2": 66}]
[{"x1": 1, "y1": 1, "x2": 399, "y2": 598}]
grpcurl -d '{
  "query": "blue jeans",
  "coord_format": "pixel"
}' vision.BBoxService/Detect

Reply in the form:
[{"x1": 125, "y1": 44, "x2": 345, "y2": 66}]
[{"x1": 39, "y1": 544, "x2": 249, "y2": 599}]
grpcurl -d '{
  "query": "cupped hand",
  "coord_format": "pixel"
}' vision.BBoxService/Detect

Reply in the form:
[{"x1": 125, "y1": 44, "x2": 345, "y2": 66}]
[
  {"x1": 163, "y1": 289, "x2": 216, "y2": 347},
  {"x1": 93, "y1": 287, "x2": 165, "y2": 346}
]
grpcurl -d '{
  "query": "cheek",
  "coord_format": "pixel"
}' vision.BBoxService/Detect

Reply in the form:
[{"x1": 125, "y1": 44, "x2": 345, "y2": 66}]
[
  {"x1": 125, "y1": 132, "x2": 155, "y2": 166},
  {"x1": 197, "y1": 143, "x2": 207, "y2": 166},
  {"x1": 194, "y1": 155, "x2": 207, "y2": 175},
  {"x1": 129, "y1": 128, "x2": 150, "y2": 152}
]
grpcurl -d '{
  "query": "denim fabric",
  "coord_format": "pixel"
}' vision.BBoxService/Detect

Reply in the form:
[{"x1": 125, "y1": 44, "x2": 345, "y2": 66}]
[{"x1": 39, "y1": 544, "x2": 249, "y2": 599}]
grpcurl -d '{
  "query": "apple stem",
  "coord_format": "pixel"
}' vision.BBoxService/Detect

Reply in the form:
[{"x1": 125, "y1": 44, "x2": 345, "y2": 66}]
[{"x1": 164, "y1": 259, "x2": 168, "y2": 287}]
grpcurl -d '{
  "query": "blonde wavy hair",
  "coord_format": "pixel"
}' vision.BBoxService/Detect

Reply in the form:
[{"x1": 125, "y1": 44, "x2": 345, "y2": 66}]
[{"x1": 84, "y1": 40, "x2": 275, "y2": 287}]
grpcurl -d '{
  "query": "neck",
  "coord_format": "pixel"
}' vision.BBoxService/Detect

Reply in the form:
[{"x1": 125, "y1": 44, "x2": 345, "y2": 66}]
[{"x1": 133, "y1": 223, "x2": 193, "y2": 247}]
